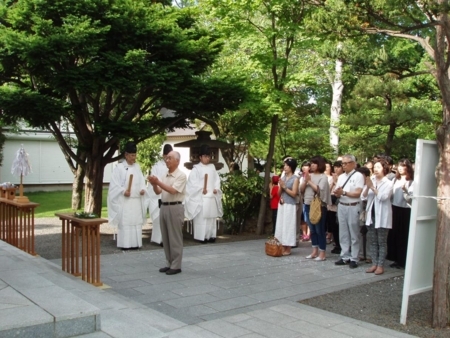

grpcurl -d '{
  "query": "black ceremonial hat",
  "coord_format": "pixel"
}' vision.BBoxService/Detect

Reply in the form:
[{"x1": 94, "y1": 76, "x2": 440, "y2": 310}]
[
  {"x1": 124, "y1": 142, "x2": 137, "y2": 154},
  {"x1": 199, "y1": 144, "x2": 211, "y2": 156},
  {"x1": 163, "y1": 144, "x2": 173, "y2": 155}
]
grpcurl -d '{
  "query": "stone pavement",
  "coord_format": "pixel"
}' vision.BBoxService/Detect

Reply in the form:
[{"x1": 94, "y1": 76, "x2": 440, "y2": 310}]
[{"x1": 1, "y1": 238, "x2": 417, "y2": 338}]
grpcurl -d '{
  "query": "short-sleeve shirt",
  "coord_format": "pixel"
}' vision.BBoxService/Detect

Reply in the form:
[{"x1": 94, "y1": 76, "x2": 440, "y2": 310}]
[
  {"x1": 392, "y1": 178, "x2": 413, "y2": 208},
  {"x1": 161, "y1": 168, "x2": 186, "y2": 203},
  {"x1": 280, "y1": 175, "x2": 298, "y2": 205},
  {"x1": 336, "y1": 169, "x2": 365, "y2": 203}
]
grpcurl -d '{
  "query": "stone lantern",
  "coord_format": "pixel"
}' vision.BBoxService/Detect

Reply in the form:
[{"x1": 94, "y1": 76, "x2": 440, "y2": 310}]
[{"x1": 174, "y1": 131, "x2": 232, "y2": 170}]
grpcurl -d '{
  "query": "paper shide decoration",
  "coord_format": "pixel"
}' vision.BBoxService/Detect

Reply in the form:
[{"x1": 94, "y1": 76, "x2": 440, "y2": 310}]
[{"x1": 10, "y1": 145, "x2": 32, "y2": 203}]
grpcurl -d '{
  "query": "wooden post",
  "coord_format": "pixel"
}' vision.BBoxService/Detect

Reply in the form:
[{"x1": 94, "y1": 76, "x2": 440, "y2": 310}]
[
  {"x1": 203, "y1": 174, "x2": 208, "y2": 192},
  {"x1": 127, "y1": 174, "x2": 134, "y2": 193}
]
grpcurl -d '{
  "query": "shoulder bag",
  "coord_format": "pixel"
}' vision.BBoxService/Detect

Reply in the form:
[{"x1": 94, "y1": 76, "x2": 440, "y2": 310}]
[
  {"x1": 309, "y1": 194, "x2": 322, "y2": 225},
  {"x1": 309, "y1": 175, "x2": 324, "y2": 225}
]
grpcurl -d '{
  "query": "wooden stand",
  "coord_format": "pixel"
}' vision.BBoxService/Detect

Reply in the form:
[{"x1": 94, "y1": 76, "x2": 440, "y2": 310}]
[
  {"x1": 13, "y1": 174, "x2": 29, "y2": 203},
  {"x1": 1, "y1": 187, "x2": 17, "y2": 200},
  {"x1": 0, "y1": 198, "x2": 39, "y2": 255},
  {"x1": 55, "y1": 213, "x2": 107, "y2": 286}
]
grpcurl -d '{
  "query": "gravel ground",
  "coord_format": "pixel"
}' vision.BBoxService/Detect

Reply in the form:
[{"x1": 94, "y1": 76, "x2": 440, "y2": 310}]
[
  {"x1": 34, "y1": 217, "x2": 449, "y2": 337},
  {"x1": 300, "y1": 272, "x2": 450, "y2": 338}
]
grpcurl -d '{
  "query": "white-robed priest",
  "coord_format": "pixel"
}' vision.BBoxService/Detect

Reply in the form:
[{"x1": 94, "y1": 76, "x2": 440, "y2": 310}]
[
  {"x1": 185, "y1": 144, "x2": 223, "y2": 243},
  {"x1": 108, "y1": 142, "x2": 149, "y2": 250},
  {"x1": 147, "y1": 144, "x2": 173, "y2": 245}
]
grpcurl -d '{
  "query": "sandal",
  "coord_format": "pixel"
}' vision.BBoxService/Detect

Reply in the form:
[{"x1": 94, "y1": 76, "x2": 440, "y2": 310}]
[
  {"x1": 374, "y1": 267, "x2": 384, "y2": 275},
  {"x1": 366, "y1": 266, "x2": 377, "y2": 273}
]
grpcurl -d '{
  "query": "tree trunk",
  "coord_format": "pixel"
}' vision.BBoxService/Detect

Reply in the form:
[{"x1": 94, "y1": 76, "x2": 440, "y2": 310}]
[
  {"x1": 431, "y1": 18, "x2": 450, "y2": 328},
  {"x1": 330, "y1": 57, "x2": 344, "y2": 156},
  {"x1": 70, "y1": 150, "x2": 87, "y2": 210},
  {"x1": 84, "y1": 140, "x2": 106, "y2": 216},
  {"x1": 256, "y1": 114, "x2": 278, "y2": 235},
  {"x1": 71, "y1": 164, "x2": 85, "y2": 210},
  {"x1": 433, "y1": 123, "x2": 450, "y2": 328},
  {"x1": 84, "y1": 158, "x2": 105, "y2": 216},
  {"x1": 384, "y1": 123, "x2": 396, "y2": 156}
]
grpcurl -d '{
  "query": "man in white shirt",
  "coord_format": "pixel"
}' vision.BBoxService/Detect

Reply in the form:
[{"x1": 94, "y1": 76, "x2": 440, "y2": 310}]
[
  {"x1": 148, "y1": 151, "x2": 187, "y2": 275},
  {"x1": 333, "y1": 154, "x2": 365, "y2": 268},
  {"x1": 147, "y1": 144, "x2": 173, "y2": 245}
]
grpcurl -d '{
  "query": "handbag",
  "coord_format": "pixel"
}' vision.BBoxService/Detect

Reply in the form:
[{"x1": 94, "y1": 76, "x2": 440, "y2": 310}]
[
  {"x1": 309, "y1": 194, "x2": 322, "y2": 224},
  {"x1": 331, "y1": 195, "x2": 338, "y2": 205},
  {"x1": 265, "y1": 237, "x2": 283, "y2": 257}
]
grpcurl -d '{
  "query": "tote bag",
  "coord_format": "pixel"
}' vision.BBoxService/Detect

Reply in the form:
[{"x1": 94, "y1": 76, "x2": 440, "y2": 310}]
[{"x1": 309, "y1": 194, "x2": 322, "y2": 224}]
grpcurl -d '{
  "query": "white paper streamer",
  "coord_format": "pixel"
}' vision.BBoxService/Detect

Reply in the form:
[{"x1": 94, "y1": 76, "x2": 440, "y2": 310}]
[
  {"x1": 11, "y1": 145, "x2": 32, "y2": 177},
  {"x1": 412, "y1": 195, "x2": 450, "y2": 200}
]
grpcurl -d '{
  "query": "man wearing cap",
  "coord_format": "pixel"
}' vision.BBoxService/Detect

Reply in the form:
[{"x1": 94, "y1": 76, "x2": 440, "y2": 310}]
[
  {"x1": 333, "y1": 154, "x2": 365, "y2": 268},
  {"x1": 148, "y1": 151, "x2": 186, "y2": 275},
  {"x1": 108, "y1": 142, "x2": 148, "y2": 250},
  {"x1": 147, "y1": 144, "x2": 173, "y2": 246},
  {"x1": 185, "y1": 145, "x2": 223, "y2": 243}
]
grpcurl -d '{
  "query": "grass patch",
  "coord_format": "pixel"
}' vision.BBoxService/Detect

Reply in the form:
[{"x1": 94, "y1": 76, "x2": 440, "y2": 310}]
[{"x1": 27, "y1": 190, "x2": 108, "y2": 218}]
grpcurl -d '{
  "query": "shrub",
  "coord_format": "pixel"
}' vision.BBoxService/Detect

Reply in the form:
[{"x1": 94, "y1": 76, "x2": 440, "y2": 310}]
[{"x1": 220, "y1": 170, "x2": 263, "y2": 234}]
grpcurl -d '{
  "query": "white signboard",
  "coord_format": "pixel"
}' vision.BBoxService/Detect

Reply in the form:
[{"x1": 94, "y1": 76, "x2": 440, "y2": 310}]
[{"x1": 400, "y1": 139, "x2": 438, "y2": 324}]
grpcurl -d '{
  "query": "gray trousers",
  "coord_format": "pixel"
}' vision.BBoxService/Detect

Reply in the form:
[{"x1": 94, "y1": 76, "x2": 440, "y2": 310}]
[
  {"x1": 337, "y1": 204, "x2": 360, "y2": 262},
  {"x1": 160, "y1": 204, "x2": 184, "y2": 270},
  {"x1": 367, "y1": 226, "x2": 389, "y2": 267}
]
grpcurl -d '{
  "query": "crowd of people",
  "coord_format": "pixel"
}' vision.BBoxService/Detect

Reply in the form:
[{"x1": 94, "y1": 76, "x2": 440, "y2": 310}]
[
  {"x1": 271, "y1": 153, "x2": 414, "y2": 274},
  {"x1": 107, "y1": 141, "x2": 414, "y2": 277}
]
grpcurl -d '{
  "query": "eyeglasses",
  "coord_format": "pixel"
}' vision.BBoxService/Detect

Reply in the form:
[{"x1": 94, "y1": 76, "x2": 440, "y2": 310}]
[{"x1": 341, "y1": 161, "x2": 354, "y2": 166}]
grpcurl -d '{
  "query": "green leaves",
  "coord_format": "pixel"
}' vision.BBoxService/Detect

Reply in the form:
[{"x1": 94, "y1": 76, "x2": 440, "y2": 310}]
[{"x1": 220, "y1": 170, "x2": 263, "y2": 233}]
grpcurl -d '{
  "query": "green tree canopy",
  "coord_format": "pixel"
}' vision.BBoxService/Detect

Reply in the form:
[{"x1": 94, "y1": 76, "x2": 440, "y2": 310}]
[{"x1": 0, "y1": 0, "x2": 247, "y2": 214}]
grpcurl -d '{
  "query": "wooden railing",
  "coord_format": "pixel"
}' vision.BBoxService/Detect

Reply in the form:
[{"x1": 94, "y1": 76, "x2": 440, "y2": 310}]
[
  {"x1": 0, "y1": 198, "x2": 39, "y2": 255},
  {"x1": 55, "y1": 213, "x2": 107, "y2": 286}
]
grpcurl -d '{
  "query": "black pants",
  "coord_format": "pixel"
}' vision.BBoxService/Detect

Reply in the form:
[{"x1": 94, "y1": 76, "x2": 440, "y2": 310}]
[
  {"x1": 328, "y1": 210, "x2": 340, "y2": 249},
  {"x1": 272, "y1": 208, "x2": 278, "y2": 235},
  {"x1": 386, "y1": 205, "x2": 411, "y2": 267}
]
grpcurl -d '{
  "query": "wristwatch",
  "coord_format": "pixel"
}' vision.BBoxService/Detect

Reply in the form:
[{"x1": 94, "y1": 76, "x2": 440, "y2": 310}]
[{"x1": 343, "y1": 191, "x2": 347, "y2": 196}]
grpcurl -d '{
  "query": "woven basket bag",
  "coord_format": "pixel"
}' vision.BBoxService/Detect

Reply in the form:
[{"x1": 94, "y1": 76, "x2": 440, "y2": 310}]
[
  {"x1": 265, "y1": 237, "x2": 283, "y2": 257},
  {"x1": 309, "y1": 195, "x2": 322, "y2": 225}
]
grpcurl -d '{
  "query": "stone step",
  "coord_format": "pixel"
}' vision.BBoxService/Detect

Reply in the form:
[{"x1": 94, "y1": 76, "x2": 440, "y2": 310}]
[{"x1": 0, "y1": 241, "x2": 100, "y2": 338}]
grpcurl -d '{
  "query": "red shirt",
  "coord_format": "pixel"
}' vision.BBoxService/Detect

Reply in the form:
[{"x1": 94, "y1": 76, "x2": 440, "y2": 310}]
[{"x1": 270, "y1": 186, "x2": 280, "y2": 209}]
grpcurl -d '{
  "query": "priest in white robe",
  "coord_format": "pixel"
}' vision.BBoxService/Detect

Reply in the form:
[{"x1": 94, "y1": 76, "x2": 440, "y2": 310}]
[
  {"x1": 108, "y1": 142, "x2": 148, "y2": 249},
  {"x1": 185, "y1": 145, "x2": 223, "y2": 243},
  {"x1": 147, "y1": 144, "x2": 172, "y2": 245}
]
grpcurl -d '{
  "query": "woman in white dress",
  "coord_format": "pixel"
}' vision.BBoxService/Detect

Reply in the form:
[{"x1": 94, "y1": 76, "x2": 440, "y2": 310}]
[{"x1": 274, "y1": 158, "x2": 299, "y2": 256}]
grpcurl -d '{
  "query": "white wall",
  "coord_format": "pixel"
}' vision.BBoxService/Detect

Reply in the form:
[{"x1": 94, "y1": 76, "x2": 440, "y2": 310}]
[
  {"x1": 0, "y1": 132, "x2": 113, "y2": 186},
  {"x1": 0, "y1": 129, "x2": 248, "y2": 187}
]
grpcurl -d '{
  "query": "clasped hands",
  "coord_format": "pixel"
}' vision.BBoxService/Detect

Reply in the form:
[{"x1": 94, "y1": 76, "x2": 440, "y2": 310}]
[
  {"x1": 124, "y1": 189, "x2": 145, "y2": 197},
  {"x1": 333, "y1": 186, "x2": 344, "y2": 197},
  {"x1": 147, "y1": 175, "x2": 160, "y2": 185}
]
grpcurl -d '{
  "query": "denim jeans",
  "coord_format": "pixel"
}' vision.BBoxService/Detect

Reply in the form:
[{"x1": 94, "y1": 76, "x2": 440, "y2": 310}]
[{"x1": 304, "y1": 204, "x2": 327, "y2": 251}]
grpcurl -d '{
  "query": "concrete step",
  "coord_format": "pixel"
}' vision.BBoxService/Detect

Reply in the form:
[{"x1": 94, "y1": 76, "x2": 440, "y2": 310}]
[{"x1": 0, "y1": 241, "x2": 100, "y2": 338}]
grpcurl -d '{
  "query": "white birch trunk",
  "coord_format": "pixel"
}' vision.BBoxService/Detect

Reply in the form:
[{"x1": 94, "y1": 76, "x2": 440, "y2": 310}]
[{"x1": 330, "y1": 57, "x2": 343, "y2": 156}]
